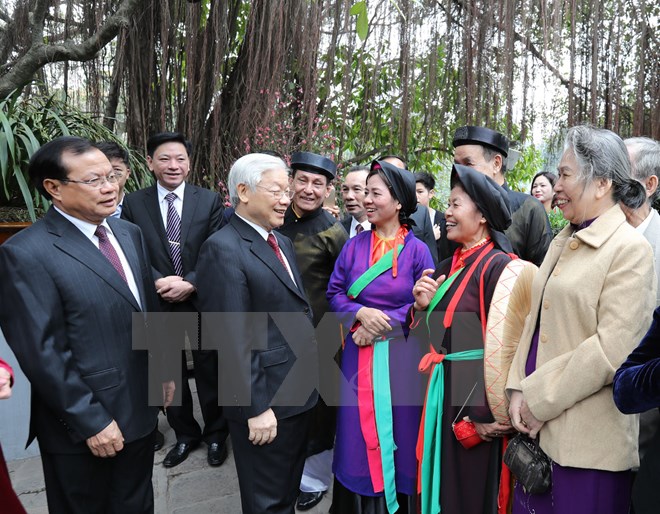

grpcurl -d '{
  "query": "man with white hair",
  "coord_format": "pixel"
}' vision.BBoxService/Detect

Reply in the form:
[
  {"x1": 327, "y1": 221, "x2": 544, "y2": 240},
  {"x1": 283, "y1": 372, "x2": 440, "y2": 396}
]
[{"x1": 196, "y1": 153, "x2": 319, "y2": 514}]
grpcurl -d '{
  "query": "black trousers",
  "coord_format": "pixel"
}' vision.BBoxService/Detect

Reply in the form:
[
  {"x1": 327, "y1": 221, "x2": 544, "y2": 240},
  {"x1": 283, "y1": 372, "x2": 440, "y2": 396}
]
[
  {"x1": 40, "y1": 433, "x2": 155, "y2": 514},
  {"x1": 166, "y1": 348, "x2": 228, "y2": 445},
  {"x1": 229, "y1": 411, "x2": 311, "y2": 514}
]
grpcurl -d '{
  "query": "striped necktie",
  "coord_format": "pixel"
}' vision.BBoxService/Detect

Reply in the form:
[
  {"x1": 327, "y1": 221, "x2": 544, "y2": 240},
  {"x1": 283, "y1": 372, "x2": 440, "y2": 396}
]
[
  {"x1": 95, "y1": 225, "x2": 127, "y2": 283},
  {"x1": 165, "y1": 192, "x2": 184, "y2": 276}
]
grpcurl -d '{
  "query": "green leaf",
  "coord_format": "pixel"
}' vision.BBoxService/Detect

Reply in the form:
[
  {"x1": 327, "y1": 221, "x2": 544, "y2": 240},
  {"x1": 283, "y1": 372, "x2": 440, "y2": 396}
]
[
  {"x1": 14, "y1": 166, "x2": 36, "y2": 222},
  {"x1": 356, "y1": 10, "x2": 369, "y2": 40},
  {"x1": 350, "y1": 1, "x2": 366, "y2": 15}
]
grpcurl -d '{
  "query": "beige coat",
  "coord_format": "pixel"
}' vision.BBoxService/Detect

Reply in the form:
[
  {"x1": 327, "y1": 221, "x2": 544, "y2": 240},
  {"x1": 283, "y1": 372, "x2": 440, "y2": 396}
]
[{"x1": 506, "y1": 204, "x2": 656, "y2": 471}]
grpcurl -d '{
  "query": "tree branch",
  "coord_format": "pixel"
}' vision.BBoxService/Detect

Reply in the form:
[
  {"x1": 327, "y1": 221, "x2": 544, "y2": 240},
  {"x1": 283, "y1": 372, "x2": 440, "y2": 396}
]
[{"x1": 0, "y1": 0, "x2": 142, "y2": 99}]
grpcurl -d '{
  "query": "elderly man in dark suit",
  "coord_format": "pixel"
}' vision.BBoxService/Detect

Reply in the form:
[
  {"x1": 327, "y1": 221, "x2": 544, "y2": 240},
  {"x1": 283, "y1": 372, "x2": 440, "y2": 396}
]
[
  {"x1": 121, "y1": 132, "x2": 227, "y2": 468},
  {"x1": 196, "y1": 153, "x2": 319, "y2": 514},
  {"x1": 0, "y1": 137, "x2": 174, "y2": 513}
]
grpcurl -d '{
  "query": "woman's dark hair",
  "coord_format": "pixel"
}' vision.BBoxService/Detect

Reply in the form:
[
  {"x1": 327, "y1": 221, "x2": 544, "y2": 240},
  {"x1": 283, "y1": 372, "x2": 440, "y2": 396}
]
[
  {"x1": 367, "y1": 168, "x2": 409, "y2": 226},
  {"x1": 565, "y1": 126, "x2": 646, "y2": 210},
  {"x1": 530, "y1": 171, "x2": 556, "y2": 194}
]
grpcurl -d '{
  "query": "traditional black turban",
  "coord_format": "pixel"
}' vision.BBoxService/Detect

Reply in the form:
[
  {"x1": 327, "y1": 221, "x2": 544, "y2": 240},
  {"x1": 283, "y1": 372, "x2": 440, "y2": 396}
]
[
  {"x1": 370, "y1": 159, "x2": 418, "y2": 221},
  {"x1": 452, "y1": 126, "x2": 510, "y2": 158},
  {"x1": 291, "y1": 151, "x2": 337, "y2": 181},
  {"x1": 451, "y1": 164, "x2": 513, "y2": 252}
]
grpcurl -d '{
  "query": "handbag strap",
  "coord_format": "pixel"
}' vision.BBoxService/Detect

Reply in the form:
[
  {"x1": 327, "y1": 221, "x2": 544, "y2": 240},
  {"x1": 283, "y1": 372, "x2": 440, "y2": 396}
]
[{"x1": 451, "y1": 381, "x2": 478, "y2": 425}]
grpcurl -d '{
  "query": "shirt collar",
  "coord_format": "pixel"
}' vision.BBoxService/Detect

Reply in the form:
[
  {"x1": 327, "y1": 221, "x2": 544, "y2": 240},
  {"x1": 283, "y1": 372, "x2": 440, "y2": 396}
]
[
  {"x1": 636, "y1": 208, "x2": 654, "y2": 234},
  {"x1": 235, "y1": 213, "x2": 271, "y2": 241},
  {"x1": 54, "y1": 205, "x2": 112, "y2": 239},
  {"x1": 157, "y1": 181, "x2": 186, "y2": 203}
]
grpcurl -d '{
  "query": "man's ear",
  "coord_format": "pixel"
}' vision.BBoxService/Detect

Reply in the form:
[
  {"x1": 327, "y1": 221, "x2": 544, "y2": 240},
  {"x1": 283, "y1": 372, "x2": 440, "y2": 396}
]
[
  {"x1": 645, "y1": 175, "x2": 658, "y2": 199},
  {"x1": 43, "y1": 179, "x2": 62, "y2": 201},
  {"x1": 236, "y1": 183, "x2": 250, "y2": 204},
  {"x1": 492, "y1": 153, "x2": 503, "y2": 177}
]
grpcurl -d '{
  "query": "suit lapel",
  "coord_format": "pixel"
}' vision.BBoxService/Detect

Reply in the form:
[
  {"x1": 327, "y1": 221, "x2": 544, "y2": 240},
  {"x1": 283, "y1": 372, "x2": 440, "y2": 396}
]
[
  {"x1": 108, "y1": 218, "x2": 146, "y2": 310},
  {"x1": 180, "y1": 183, "x2": 197, "y2": 249},
  {"x1": 46, "y1": 211, "x2": 141, "y2": 310},
  {"x1": 232, "y1": 217, "x2": 306, "y2": 301},
  {"x1": 143, "y1": 186, "x2": 170, "y2": 257}
]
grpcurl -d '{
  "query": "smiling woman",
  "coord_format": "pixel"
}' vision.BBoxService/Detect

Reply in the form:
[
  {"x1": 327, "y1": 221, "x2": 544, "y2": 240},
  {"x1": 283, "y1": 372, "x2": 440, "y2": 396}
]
[
  {"x1": 506, "y1": 126, "x2": 655, "y2": 514},
  {"x1": 410, "y1": 164, "x2": 520, "y2": 514},
  {"x1": 327, "y1": 159, "x2": 434, "y2": 514}
]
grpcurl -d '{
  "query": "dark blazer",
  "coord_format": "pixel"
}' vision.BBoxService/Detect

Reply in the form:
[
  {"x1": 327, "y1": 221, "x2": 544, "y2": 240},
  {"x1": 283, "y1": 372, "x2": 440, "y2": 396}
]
[
  {"x1": 121, "y1": 183, "x2": 223, "y2": 310},
  {"x1": 0, "y1": 208, "x2": 159, "y2": 453},
  {"x1": 341, "y1": 215, "x2": 352, "y2": 235},
  {"x1": 410, "y1": 204, "x2": 439, "y2": 265},
  {"x1": 196, "y1": 215, "x2": 318, "y2": 422}
]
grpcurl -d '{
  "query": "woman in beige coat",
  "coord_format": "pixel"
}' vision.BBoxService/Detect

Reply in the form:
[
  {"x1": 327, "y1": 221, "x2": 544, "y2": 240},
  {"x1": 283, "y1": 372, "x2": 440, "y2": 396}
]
[{"x1": 506, "y1": 126, "x2": 656, "y2": 514}]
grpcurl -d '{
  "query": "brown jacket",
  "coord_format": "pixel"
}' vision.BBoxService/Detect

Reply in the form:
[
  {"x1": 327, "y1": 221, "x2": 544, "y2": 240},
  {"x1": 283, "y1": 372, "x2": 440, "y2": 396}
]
[{"x1": 507, "y1": 204, "x2": 656, "y2": 471}]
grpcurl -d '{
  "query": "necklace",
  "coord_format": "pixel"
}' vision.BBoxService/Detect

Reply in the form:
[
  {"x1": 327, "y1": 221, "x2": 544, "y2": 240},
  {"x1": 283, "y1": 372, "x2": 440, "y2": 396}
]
[{"x1": 461, "y1": 237, "x2": 489, "y2": 253}]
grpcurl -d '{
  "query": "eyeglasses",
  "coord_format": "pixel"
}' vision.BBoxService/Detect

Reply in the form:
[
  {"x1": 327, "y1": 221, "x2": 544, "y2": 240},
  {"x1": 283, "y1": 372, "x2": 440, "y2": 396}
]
[
  {"x1": 59, "y1": 173, "x2": 122, "y2": 189},
  {"x1": 255, "y1": 185, "x2": 294, "y2": 200}
]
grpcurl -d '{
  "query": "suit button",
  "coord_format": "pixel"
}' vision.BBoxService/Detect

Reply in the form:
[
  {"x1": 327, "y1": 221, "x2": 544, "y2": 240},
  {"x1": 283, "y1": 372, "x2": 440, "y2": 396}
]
[
  {"x1": 569, "y1": 241, "x2": 579, "y2": 250},
  {"x1": 543, "y1": 301, "x2": 550, "y2": 309},
  {"x1": 303, "y1": 307, "x2": 310, "y2": 314},
  {"x1": 540, "y1": 334, "x2": 548, "y2": 343},
  {"x1": 553, "y1": 267, "x2": 561, "y2": 276}
]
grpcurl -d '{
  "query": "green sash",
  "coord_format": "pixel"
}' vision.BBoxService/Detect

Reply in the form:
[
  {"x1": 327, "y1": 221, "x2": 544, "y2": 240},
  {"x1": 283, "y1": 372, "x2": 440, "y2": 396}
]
[
  {"x1": 425, "y1": 268, "x2": 464, "y2": 329},
  {"x1": 347, "y1": 245, "x2": 404, "y2": 299}
]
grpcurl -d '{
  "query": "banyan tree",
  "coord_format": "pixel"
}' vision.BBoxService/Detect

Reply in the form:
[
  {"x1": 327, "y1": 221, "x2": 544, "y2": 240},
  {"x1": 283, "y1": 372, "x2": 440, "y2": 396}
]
[{"x1": 0, "y1": 0, "x2": 657, "y2": 186}]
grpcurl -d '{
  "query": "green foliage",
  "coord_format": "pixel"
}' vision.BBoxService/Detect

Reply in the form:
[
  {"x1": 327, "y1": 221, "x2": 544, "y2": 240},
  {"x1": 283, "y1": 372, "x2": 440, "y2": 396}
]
[
  {"x1": 506, "y1": 144, "x2": 543, "y2": 192},
  {"x1": 0, "y1": 90, "x2": 152, "y2": 222},
  {"x1": 548, "y1": 208, "x2": 568, "y2": 236},
  {"x1": 350, "y1": 2, "x2": 369, "y2": 41}
]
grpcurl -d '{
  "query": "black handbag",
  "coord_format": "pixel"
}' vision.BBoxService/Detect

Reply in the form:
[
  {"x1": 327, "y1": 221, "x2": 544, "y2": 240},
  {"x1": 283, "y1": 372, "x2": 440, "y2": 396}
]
[{"x1": 503, "y1": 433, "x2": 552, "y2": 494}]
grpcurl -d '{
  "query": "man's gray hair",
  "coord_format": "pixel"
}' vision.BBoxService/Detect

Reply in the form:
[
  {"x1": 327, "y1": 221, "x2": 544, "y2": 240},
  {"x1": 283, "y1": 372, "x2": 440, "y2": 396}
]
[
  {"x1": 565, "y1": 126, "x2": 646, "y2": 210},
  {"x1": 228, "y1": 153, "x2": 288, "y2": 207},
  {"x1": 625, "y1": 137, "x2": 660, "y2": 204}
]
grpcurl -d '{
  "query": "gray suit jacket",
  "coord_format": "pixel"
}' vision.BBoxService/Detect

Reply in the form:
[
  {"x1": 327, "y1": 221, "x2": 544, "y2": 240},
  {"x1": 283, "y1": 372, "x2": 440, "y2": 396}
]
[{"x1": 0, "y1": 208, "x2": 160, "y2": 453}]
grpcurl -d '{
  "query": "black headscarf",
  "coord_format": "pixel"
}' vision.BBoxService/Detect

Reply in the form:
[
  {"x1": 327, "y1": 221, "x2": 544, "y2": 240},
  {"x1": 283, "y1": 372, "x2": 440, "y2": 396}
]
[
  {"x1": 450, "y1": 164, "x2": 513, "y2": 252},
  {"x1": 370, "y1": 159, "x2": 418, "y2": 225}
]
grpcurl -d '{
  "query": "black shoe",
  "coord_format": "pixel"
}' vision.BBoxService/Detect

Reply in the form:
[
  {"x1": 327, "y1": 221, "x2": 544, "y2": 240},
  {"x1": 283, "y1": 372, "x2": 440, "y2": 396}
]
[
  {"x1": 207, "y1": 441, "x2": 228, "y2": 467},
  {"x1": 296, "y1": 490, "x2": 325, "y2": 511},
  {"x1": 163, "y1": 441, "x2": 199, "y2": 468},
  {"x1": 153, "y1": 430, "x2": 165, "y2": 452}
]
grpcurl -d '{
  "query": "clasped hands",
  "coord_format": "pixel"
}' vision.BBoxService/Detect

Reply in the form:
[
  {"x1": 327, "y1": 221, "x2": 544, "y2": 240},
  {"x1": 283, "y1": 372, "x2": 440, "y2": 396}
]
[
  {"x1": 155, "y1": 275, "x2": 195, "y2": 302},
  {"x1": 509, "y1": 390, "x2": 544, "y2": 439},
  {"x1": 354, "y1": 307, "x2": 392, "y2": 347}
]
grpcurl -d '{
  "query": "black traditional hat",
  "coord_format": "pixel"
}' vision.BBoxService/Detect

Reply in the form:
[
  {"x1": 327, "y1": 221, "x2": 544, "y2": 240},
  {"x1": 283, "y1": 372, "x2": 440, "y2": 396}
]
[
  {"x1": 451, "y1": 164, "x2": 513, "y2": 252},
  {"x1": 452, "y1": 126, "x2": 509, "y2": 158},
  {"x1": 290, "y1": 151, "x2": 336, "y2": 180},
  {"x1": 370, "y1": 159, "x2": 418, "y2": 219}
]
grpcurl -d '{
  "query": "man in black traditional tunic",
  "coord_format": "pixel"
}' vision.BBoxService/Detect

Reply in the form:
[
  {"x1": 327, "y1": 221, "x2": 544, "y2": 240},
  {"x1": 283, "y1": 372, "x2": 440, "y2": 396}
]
[
  {"x1": 277, "y1": 151, "x2": 348, "y2": 511},
  {"x1": 450, "y1": 126, "x2": 552, "y2": 266}
]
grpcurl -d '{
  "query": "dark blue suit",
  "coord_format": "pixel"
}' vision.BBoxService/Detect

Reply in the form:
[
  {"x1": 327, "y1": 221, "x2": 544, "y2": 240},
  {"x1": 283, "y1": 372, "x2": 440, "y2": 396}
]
[
  {"x1": 0, "y1": 208, "x2": 160, "y2": 513},
  {"x1": 122, "y1": 183, "x2": 227, "y2": 445},
  {"x1": 197, "y1": 214, "x2": 318, "y2": 513}
]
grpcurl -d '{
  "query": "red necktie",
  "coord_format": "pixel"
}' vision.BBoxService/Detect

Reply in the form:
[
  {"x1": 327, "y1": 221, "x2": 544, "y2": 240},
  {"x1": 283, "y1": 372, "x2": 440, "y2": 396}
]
[
  {"x1": 95, "y1": 226, "x2": 128, "y2": 283},
  {"x1": 356, "y1": 224, "x2": 365, "y2": 234},
  {"x1": 267, "y1": 234, "x2": 288, "y2": 271}
]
